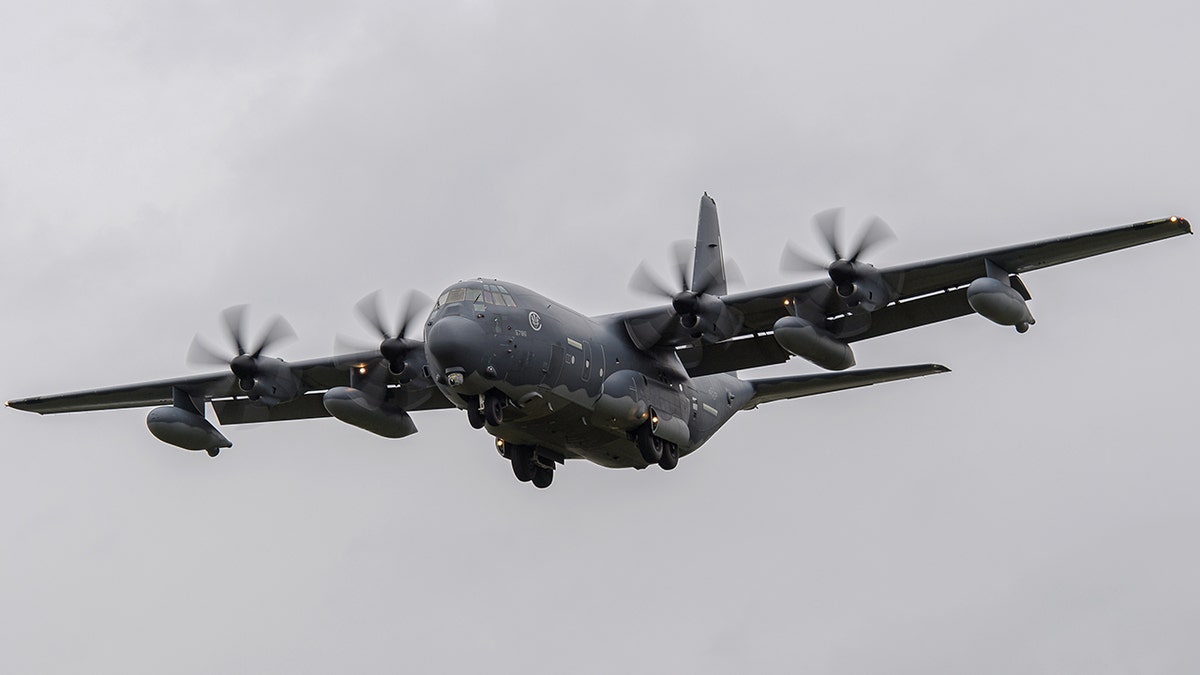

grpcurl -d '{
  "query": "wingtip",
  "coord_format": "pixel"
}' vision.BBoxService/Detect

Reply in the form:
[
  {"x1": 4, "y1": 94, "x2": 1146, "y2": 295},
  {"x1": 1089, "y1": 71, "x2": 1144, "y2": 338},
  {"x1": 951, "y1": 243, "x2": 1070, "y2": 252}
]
[{"x1": 1167, "y1": 215, "x2": 1191, "y2": 234}]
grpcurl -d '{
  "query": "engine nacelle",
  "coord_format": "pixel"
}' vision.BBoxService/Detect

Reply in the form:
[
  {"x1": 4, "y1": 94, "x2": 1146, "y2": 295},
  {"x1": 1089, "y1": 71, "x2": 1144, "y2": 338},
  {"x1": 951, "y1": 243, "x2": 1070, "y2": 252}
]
[
  {"x1": 146, "y1": 406, "x2": 232, "y2": 452},
  {"x1": 235, "y1": 357, "x2": 302, "y2": 405},
  {"x1": 322, "y1": 387, "x2": 418, "y2": 439},
  {"x1": 967, "y1": 277, "x2": 1035, "y2": 333},
  {"x1": 773, "y1": 316, "x2": 856, "y2": 371}
]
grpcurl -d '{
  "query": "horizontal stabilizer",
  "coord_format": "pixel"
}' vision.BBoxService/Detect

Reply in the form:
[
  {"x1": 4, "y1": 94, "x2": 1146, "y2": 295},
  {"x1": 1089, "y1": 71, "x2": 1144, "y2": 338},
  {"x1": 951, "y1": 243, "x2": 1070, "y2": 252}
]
[{"x1": 743, "y1": 363, "x2": 950, "y2": 409}]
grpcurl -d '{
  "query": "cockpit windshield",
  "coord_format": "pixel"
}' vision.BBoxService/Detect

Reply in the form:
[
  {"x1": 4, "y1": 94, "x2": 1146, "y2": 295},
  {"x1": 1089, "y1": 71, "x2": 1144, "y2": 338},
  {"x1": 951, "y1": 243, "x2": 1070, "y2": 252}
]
[{"x1": 436, "y1": 282, "x2": 518, "y2": 308}]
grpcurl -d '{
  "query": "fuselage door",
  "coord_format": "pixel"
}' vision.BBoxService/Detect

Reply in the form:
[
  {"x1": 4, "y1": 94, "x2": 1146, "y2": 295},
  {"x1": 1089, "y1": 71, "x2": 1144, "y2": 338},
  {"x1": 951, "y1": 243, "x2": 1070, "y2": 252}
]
[{"x1": 544, "y1": 343, "x2": 564, "y2": 385}]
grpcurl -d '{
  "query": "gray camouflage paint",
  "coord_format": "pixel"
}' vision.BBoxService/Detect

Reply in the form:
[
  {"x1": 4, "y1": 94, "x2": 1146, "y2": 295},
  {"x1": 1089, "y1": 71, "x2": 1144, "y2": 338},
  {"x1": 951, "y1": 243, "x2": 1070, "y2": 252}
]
[{"x1": 423, "y1": 279, "x2": 752, "y2": 469}]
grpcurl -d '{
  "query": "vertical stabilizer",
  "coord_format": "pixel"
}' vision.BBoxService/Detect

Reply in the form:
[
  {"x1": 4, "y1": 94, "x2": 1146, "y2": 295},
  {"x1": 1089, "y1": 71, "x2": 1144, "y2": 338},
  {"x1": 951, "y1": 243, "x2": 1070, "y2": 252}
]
[{"x1": 692, "y1": 193, "x2": 728, "y2": 296}]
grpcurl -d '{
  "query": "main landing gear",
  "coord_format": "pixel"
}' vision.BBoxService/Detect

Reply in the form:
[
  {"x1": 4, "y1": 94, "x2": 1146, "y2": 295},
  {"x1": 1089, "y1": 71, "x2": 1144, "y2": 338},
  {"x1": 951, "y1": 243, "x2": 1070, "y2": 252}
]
[
  {"x1": 467, "y1": 391, "x2": 506, "y2": 429},
  {"x1": 634, "y1": 422, "x2": 679, "y2": 471},
  {"x1": 499, "y1": 442, "x2": 555, "y2": 489}
]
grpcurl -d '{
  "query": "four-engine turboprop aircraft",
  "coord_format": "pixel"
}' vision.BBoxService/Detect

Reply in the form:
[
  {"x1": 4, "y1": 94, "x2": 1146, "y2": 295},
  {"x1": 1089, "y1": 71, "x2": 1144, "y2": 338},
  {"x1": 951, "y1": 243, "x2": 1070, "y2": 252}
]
[{"x1": 7, "y1": 195, "x2": 1192, "y2": 488}]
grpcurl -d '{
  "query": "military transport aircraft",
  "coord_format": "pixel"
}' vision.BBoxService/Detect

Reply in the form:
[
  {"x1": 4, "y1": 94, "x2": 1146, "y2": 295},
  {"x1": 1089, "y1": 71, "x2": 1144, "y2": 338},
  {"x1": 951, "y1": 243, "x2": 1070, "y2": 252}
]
[{"x1": 7, "y1": 195, "x2": 1192, "y2": 488}]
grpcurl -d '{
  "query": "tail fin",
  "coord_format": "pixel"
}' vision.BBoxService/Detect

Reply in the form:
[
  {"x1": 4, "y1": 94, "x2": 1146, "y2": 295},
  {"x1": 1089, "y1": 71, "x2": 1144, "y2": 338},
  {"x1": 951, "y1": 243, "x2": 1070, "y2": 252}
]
[{"x1": 692, "y1": 193, "x2": 729, "y2": 296}]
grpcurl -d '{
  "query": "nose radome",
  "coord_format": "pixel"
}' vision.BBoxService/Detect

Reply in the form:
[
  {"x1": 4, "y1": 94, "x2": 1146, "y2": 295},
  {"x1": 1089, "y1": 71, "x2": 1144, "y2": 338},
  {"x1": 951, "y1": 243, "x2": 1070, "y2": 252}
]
[{"x1": 426, "y1": 315, "x2": 487, "y2": 371}]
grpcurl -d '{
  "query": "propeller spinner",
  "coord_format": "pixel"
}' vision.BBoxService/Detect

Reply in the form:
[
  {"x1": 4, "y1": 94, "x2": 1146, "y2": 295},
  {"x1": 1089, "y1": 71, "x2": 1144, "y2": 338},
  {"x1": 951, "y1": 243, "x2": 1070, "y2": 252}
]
[
  {"x1": 781, "y1": 208, "x2": 896, "y2": 310},
  {"x1": 187, "y1": 305, "x2": 296, "y2": 390},
  {"x1": 342, "y1": 289, "x2": 430, "y2": 377},
  {"x1": 628, "y1": 241, "x2": 743, "y2": 345}
]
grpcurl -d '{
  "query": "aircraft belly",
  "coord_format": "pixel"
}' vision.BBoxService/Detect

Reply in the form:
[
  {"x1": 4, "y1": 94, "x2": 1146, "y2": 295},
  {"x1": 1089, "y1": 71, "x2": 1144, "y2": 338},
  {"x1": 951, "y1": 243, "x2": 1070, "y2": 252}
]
[{"x1": 495, "y1": 392, "x2": 659, "y2": 469}]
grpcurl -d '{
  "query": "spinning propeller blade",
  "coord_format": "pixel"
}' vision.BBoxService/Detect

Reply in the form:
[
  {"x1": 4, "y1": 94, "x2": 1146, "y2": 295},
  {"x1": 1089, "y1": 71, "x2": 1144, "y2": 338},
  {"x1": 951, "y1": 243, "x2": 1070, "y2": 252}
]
[
  {"x1": 187, "y1": 306, "x2": 296, "y2": 388},
  {"x1": 348, "y1": 289, "x2": 430, "y2": 376}
]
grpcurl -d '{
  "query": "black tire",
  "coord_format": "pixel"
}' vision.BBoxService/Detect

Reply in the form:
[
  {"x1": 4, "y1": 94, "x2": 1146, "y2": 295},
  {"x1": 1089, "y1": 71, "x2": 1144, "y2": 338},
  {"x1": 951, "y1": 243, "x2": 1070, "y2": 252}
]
[
  {"x1": 484, "y1": 391, "x2": 505, "y2": 426},
  {"x1": 467, "y1": 403, "x2": 485, "y2": 429},
  {"x1": 532, "y1": 465, "x2": 554, "y2": 489},
  {"x1": 658, "y1": 442, "x2": 679, "y2": 471},
  {"x1": 206, "y1": 448, "x2": 220, "y2": 458},
  {"x1": 636, "y1": 423, "x2": 661, "y2": 464},
  {"x1": 510, "y1": 445, "x2": 536, "y2": 482}
]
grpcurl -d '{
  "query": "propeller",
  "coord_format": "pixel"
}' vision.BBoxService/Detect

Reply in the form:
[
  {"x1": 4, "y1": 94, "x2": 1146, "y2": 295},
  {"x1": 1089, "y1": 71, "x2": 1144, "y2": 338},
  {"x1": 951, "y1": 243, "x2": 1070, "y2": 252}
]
[
  {"x1": 340, "y1": 289, "x2": 430, "y2": 377},
  {"x1": 628, "y1": 241, "x2": 742, "y2": 346},
  {"x1": 187, "y1": 305, "x2": 296, "y2": 390},
  {"x1": 781, "y1": 208, "x2": 894, "y2": 299}
]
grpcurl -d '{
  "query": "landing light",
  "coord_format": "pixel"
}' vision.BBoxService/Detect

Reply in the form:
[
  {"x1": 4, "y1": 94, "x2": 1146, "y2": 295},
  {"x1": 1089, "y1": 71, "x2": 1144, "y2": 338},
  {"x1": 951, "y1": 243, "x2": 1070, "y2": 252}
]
[
  {"x1": 783, "y1": 298, "x2": 791, "y2": 306},
  {"x1": 357, "y1": 365, "x2": 367, "y2": 375},
  {"x1": 496, "y1": 439, "x2": 505, "y2": 448},
  {"x1": 1171, "y1": 216, "x2": 1179, "y2": 222}
]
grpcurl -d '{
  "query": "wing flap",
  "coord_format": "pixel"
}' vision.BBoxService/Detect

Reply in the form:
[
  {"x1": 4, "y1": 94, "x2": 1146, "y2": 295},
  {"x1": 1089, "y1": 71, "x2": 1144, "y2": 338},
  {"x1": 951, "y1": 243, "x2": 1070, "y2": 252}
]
[
  {"x1": 743, "y1": 364, "x2": 950, "y2": 409},
  {"x1": 678, "y1": 333, "x2": 791, "y2": 377},
  {"x1": 212, "y1": 393, "x2": 332, "y2": 424}
]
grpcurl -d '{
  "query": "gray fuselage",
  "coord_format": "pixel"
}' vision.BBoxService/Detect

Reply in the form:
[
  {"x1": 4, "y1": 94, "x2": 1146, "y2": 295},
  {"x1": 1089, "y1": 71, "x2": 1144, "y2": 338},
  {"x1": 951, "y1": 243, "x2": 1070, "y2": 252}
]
[{"x1": 421, "y1": 279, "x2": 752, "y2": 468}]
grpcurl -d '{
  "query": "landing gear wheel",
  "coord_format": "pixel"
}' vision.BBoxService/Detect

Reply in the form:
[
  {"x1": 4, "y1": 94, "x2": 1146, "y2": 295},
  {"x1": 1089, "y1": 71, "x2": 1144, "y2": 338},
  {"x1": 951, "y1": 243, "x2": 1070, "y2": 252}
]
[
  {"x1": 636, "y1": 422, "x2": 662, "y2": 464},
  {"x1": 484, "y1": 391, "x2": 505, "y2": 426},
  {"x1": 658, "y1": 442, "x2": 679, "y2": 471},
  {"x1": 532, "y1": 465, "x2": 554, "y2": 489},
  {"x1": 206, "y1": 448, "x2": 220, "y2": 458},
  {"x1": 510, "y1": 444, "x2": 536, "y2": 482},
  {"x1": 467, "y1": 400, "x2": 485, "y2": 429}
]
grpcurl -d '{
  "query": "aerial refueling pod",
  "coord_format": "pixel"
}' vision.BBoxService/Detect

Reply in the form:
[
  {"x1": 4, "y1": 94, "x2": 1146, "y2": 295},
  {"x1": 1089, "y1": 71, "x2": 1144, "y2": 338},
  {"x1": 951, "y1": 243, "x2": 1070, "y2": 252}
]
[
  {"x1": 322, "y1": 386, "x2": 418, "y2": 438},
  {"x1": 773, "y1": 316, "x2": 856, "y2": 371},
  {"x1": 146, "y1": 406, "x2": 232, "y2": 452},
  {"x1": 967, "y1": 262, "x2": 1035, "y2": 333}
]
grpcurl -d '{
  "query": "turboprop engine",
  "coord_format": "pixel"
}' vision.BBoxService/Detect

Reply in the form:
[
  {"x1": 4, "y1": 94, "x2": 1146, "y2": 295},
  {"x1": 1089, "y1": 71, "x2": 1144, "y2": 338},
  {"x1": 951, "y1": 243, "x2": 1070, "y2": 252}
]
[
  {"x1": 322, "y1": 386, "x2": 418, "y2": 438},
  {"x1": 773, "y1": 315, "x2": 856, "y2": 371},
  {"x1": 966, "y1": 263, "x2": 1035, "y2": 333}
]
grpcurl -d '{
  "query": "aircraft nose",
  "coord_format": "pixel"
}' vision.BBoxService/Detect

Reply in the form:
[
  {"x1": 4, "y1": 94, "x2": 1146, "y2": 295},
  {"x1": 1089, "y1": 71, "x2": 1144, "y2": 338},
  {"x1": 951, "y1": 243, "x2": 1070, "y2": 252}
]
[{"x1": 426, "y1": 315, "x2": 487, "y2": 372}]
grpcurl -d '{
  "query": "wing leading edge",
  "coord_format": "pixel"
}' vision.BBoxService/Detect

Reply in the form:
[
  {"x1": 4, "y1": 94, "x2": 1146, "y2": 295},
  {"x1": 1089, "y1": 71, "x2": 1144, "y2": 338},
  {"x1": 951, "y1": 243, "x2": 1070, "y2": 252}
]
[{"x1": 6, "y1": 350, "x2": 455, "y2": 420}]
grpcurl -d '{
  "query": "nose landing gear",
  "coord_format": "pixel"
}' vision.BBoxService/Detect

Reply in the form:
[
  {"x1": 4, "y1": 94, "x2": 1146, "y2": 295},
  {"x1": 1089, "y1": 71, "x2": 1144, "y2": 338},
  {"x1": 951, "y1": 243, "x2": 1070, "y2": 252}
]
[{"x1": 466, "y1": 390, "x2": 507, "y2": 429}]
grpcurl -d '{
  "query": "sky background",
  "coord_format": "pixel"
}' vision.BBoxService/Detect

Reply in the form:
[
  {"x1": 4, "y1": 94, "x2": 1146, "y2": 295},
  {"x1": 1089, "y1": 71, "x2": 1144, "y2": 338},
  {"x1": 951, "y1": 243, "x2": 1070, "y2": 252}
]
[{"x1": 1, "y1": 1, "x2": 1197, "y2": 672}]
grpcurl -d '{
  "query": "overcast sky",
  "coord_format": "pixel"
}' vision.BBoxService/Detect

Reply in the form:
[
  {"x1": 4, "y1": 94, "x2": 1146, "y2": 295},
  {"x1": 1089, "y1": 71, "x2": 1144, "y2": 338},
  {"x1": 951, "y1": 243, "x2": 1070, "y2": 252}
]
[{"x1": 1, "y1": 1, "x2": 1197, "y2": 672}]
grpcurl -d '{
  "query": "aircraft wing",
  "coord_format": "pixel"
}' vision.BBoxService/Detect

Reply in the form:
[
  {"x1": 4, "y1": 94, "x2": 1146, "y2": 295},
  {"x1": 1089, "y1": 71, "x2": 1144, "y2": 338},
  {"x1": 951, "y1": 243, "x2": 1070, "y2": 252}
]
[
  {"x1": 6, "y1": 351, "x2": 456, "y2": 422},
  {"x1": 672, "y1": 215, "x2": 1190, "y2": 375}
]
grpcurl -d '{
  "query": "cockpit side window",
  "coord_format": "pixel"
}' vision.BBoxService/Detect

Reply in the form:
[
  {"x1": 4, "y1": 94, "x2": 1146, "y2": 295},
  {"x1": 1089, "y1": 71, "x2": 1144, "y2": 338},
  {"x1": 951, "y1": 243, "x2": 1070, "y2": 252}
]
[{"x1": 484, "y1": 283, "x2": 518, "y2": 307}]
